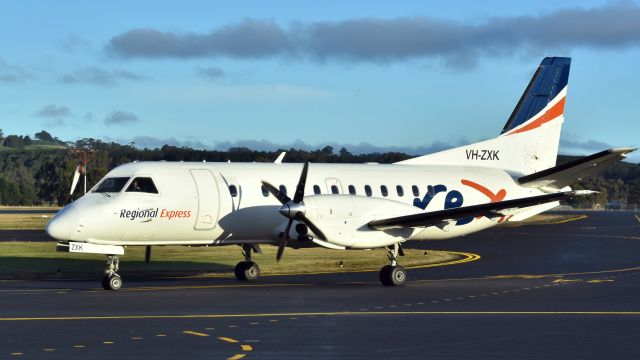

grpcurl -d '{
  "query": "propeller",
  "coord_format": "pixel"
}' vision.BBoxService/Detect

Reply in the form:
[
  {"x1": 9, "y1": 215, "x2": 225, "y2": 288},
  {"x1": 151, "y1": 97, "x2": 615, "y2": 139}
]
[
  {"x1": 70, "y1": 165, "x2": 82, "y2": 195},
  {"x1": 261, "y1": 162, "x2": 326, "y2": 261}
]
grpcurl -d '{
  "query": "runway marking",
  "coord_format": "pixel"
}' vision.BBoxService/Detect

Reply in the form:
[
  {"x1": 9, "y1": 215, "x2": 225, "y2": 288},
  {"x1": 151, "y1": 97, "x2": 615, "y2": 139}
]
[
  {"x1": 227, "y1": 355, "x2": 246, "y2": 360},
  {"x1": 183, "y1": 330, "x2": 209, "y2": 337},
  {"x1": 73, "y1": 345, "x2": 85, "y2": 348},
  {"x1": 108, "y1": 283, "x2": 312, "y2": 292},
  {"x1": 635, "y1": 215, "x2": 640, "y2": 223},
  {"x1": 102, "y1": 341, "x2": 114, "y2": 345},
  {"x1": 159, "y1": 251, "x2": 480, "y2": 280},
  {"x1": 218, "y1": 337, "x2": 239, "y2": 343},
  {"x1": 588, "y1": 279, "x2": 614, "y2": 283},
  {"x1": 10, "y1": 352, "x2": 22, "y2": 356},
  {"x1": 0, "y1": 310, "x2": 630, "y2": 322},
  {"x1": 43, "y1": 349, "x2": 55, "y2": 352},
  {"x1": 241, "y1": 344, "x2": 253, "y2": 351}
]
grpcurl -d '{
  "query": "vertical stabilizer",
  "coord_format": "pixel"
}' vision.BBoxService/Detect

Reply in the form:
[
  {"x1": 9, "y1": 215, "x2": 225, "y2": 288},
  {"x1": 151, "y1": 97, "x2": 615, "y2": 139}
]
[{"x1": 397, "y1": 57, "x2": 571, "y2": 176}]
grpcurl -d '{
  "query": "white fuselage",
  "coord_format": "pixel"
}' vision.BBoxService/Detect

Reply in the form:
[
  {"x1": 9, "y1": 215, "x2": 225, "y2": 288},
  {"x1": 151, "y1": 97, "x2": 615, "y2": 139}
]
[{"x1": 47, "y1": 161, "x2": 546, "y2": 249}]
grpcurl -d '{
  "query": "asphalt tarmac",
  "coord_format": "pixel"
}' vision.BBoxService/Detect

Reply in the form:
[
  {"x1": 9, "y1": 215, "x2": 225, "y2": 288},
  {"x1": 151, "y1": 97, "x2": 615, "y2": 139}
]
[{"x1": 1, "y1": 211, "x2": 639, "y2": 359}]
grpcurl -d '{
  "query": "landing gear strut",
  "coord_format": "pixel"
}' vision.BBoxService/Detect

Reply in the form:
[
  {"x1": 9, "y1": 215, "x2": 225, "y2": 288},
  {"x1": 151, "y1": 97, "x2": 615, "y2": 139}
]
[
  {"x1": 101, "y1": 255, "x2": 122, "y2": 291},
  {"x1": 379, "y1": 243, "x2": 407, "y2": 286},
  {"x1": 234, "y1": 244, "x2": 261, "y2": 282}
]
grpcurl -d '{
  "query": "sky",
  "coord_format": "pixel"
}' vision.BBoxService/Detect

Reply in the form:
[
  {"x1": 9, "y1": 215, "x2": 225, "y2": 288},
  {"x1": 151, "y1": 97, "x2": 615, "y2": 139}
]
[{"x1": 0, "y1": 0, "x2": 639, "y2": 161}]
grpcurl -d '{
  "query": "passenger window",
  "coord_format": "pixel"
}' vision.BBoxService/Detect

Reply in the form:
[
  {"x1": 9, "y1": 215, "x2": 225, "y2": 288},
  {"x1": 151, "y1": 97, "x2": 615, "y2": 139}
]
[
  {"x1": 396, "y1": 185, "x2": 404, "y2": 197},
  {"x1": 381, "y1": 185, "x2": 388, "y2": 197},
  {"x1": 313, "y1": 185, "x2": 321, "y2": 195},
  {"x1": 331, "y1": 185, "x2": 339, "y2": 194},
  {"x1": 229, "y1": 185, "x2": 238, "y2": 197},
  {"x1": 412, "y1": 185, "x2": 420, "y2": 197},
  {"x1": 365, "y1": 185, "x2": 372, "y2": 197},
  {"x1": 279, "y1": 185, "x2": 287, "y2": 196},
  {"x1": 125, "y1": 177, "x2": 158, "y2": 194},
  {"x1": 261, "y1": 185, "x2": 269, "y2": 197},
  {"x1": 348, "y1": 185, "x2": 356, "y2": 195}
]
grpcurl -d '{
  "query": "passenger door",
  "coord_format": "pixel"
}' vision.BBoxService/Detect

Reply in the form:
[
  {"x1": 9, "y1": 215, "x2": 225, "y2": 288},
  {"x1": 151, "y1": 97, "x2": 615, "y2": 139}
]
[{"x1": 190, "y1": 169, "x2": 220, "y2": 230}]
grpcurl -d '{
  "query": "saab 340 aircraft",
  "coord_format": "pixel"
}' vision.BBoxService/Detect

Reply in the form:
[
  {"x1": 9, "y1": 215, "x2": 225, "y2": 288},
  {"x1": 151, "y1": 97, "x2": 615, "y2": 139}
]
[{"x1": 47, "y1": 57, "x2": 635, "y2": 290}]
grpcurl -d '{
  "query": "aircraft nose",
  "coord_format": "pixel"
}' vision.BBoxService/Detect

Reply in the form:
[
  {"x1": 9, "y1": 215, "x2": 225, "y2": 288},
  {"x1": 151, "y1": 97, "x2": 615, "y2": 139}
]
[{"x1": 46, "y1": 206, "x2": 79, "y2": 241}]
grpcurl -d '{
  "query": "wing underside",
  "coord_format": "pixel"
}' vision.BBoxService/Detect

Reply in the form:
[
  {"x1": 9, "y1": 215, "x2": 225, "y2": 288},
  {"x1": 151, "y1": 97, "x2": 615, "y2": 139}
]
[{"x1": 368, "y1": 191, "x2": 587, "y2": 231}]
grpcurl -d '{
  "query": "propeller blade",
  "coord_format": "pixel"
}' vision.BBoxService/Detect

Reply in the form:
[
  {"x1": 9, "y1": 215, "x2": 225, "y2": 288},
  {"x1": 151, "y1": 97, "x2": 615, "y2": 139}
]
[
  {"x1": 277, "y1": 219, "x2": 293, "y2": 261},
  {"x1": 261, "y1": 180, "x2": 291, "y2": 204},
  {"x1": 293, "y1": 162, "x2": 309, "y2": 203},
  {"x1": 70, "y1": 166, "x2": 81, "y2": 195},
  {"x1": 298, "y1": 214, "x2": 327, "y2": 241}
]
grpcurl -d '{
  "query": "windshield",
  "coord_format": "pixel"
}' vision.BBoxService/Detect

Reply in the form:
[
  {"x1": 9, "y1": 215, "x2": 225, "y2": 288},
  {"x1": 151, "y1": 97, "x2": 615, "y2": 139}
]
[
  {"x1": 93, "y1": 177, "x2": 130, "y2": 193},
  {"x1": 126, "y1": 177, "x2": 159, "y2": 194}
]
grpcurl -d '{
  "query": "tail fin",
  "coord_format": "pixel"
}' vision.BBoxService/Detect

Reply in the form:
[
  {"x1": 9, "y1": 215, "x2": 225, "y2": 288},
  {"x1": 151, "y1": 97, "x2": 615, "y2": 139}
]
[{"x1": 397, "y1": 57, "x2": 571, "y2": 175}]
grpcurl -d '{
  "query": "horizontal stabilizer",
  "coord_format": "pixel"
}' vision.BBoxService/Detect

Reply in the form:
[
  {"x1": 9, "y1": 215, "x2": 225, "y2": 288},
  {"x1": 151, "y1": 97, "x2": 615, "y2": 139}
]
[
  {"x1": 368, "y1": 191, "x2": 584, "y2": 231},
  {"x1": 517, "y1": 148, "x2": 637, "y2": 189}
]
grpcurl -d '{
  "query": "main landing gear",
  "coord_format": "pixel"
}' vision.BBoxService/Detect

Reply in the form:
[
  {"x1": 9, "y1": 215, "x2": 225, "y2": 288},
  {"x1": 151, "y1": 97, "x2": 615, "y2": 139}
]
[
  {"x1": 379, "y1": 243, "x2": 407, "y2": 286},
  {"x1": 101, "y1": 255, "x2": 122, "y2": 291},
  {"x1": 234, "y1": 244, "x2": 261, "y2": 282}
]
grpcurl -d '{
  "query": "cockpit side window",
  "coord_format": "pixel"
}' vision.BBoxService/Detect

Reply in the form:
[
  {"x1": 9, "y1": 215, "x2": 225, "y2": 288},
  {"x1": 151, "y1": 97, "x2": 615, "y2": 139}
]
[
  {"x1": 94, "y1": 177, "x2": 130, "y2": 193},
  {"x1": 126, "y1": 177, "x2": 159, "y2": 194}
]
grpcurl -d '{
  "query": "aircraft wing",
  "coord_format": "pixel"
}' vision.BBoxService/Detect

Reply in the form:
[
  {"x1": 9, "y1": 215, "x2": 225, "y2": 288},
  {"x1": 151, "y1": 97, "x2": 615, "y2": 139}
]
[
  {"x1": 517, "y1": 148, "x2": 636, "y2": 190},
  {"x1": 367, "y1": 190, "x2": 589, "y2": 230}
]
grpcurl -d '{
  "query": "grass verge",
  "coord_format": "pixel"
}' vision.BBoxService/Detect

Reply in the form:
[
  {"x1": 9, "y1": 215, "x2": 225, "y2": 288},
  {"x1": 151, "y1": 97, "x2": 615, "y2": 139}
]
[{"x1": 0, "y1": 242, "x2": 458, "y2": 280}]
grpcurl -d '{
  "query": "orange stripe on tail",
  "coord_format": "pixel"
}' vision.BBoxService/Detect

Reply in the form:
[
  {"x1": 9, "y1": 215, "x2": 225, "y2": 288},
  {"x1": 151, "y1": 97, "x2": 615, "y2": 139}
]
[{"x1": 507, "y1": 97, "x2": 565, "y2": 135}]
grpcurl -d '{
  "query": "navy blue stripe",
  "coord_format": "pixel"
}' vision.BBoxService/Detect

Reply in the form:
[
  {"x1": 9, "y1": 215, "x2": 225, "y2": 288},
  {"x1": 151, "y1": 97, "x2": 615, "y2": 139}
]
[{"x1": 501, "y1": 57, "x2": 571, "y2": 134}]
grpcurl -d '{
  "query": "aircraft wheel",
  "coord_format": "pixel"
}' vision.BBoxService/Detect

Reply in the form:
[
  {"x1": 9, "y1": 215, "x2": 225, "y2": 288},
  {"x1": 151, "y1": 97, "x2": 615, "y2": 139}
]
[
  {"x1": 234, "y1": 262, "x2": 247, "y2": 281},
  {"x1": 379, "y1": 265, "x2": 393, "y2": 286},
  {"x1": 242, "y1": 262, "x2": 260, "y2": 282},
  {"x1": 105, "y1": 275, "x2": 122, "y2": 291},
  {"x1": 389, "y1": 266, "x2": 407, "y2": 286}
]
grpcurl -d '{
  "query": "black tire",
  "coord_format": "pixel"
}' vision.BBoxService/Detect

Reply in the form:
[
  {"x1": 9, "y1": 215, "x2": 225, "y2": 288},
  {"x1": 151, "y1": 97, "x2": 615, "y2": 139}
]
[
  {"x1": 242, "y1": 262, "x2": 260, "y2": 282},
  {"x1": 108, "y1": 275, "x2": 123, "y2": 291},
  {"x1": 379, "y1": 265, "x2": 393, "y2": 286},
  {"x1": 101, "y1": 275, "x2": 110, "y2": 290},
  {"x1": 234, "y1": 262, "x2": 247, "y2": 281},
  {"x1": 389, "y1": 266, "x2": 407, "y2": 286}
]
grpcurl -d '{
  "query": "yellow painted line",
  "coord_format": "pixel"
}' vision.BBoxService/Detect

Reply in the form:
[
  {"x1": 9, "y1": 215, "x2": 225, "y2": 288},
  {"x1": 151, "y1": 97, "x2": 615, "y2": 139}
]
[
  {"x1": 43, "y1": 349, "x2": 55, "y2": 352},
  {"x1": 73, "y1": 345, "x2": 85, "y2": 348},
  {"x1": 588, "y1": 279, "x2": 614, "y2": 283},
  {"x1": 0, "y1": 289, "x2": 73, "y2": 293},
  {"x1": 183, "y1": 330, "x2": 209, "y2": 337},
  {"x1": 553, "y1": 279, "x2": 582, "y2": 283},
  {"x1": 227, "y1": 354, "x2": 246, "y2": 360},
  {"x1": 103, "y1": 341, "x2": 114, "y2": 344},
  {"x1": 10, "y1": 353, "x2": 22, "y2": 356},
  {"x1": 115, "y1": 283, "x2": 312, "y2": 292},
  {"x1": 131, "y1": 337, "x2": 143, "y2": 340},
  {"x1": 218, "y1": 337, "x2": 239, "y2": 343},
  {"x1": 548, "y1": 214, "x2": 588, "y2": 224},
  {"x1": 3, "y1": 310, "x2": 640, "y2": 322},
  {"x1": 159, "y1": 250, "x2": 480, "y2": 280},
  {"x1": 241, "y1": 344, "x2": 253, "y2": 351}
]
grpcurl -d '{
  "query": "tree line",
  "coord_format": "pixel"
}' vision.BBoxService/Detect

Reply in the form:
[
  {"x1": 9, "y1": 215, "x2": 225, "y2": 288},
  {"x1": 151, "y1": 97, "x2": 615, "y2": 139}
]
[{"x1": 0, "y1": 130, "x2": 638, "y2": 209}]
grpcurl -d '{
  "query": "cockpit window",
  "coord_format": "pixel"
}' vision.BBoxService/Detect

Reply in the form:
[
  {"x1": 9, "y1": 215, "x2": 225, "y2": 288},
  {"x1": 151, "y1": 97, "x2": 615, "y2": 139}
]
[
  {"x1": 94, "y1": 177, "x2": 130, "y2": 193},
  {"x1": 126, "y1": 177, "x2": 159, "y2": 194}
]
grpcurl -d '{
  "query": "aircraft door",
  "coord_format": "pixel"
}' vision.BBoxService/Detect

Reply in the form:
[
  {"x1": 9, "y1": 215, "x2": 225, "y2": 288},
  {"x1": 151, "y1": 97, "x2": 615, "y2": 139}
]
[
  {"x1": 325, "y1": 178, "x2": 343, "y2": 194},
  {"x1": 190, "y1": 169, "x2": 220, "y2": 230}
]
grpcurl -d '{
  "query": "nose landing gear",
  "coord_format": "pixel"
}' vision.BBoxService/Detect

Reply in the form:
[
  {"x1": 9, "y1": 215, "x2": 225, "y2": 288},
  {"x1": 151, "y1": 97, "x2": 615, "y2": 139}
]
[{"x1": 102, "y1": 255, "x2": 122, "y2": 291}]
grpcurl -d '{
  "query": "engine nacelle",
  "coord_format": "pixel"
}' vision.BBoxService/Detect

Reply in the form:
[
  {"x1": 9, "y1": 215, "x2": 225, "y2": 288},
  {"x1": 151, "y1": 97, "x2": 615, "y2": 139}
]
[{"x1": 289, "y1": 195, "x2": 422, "y2": 249}]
